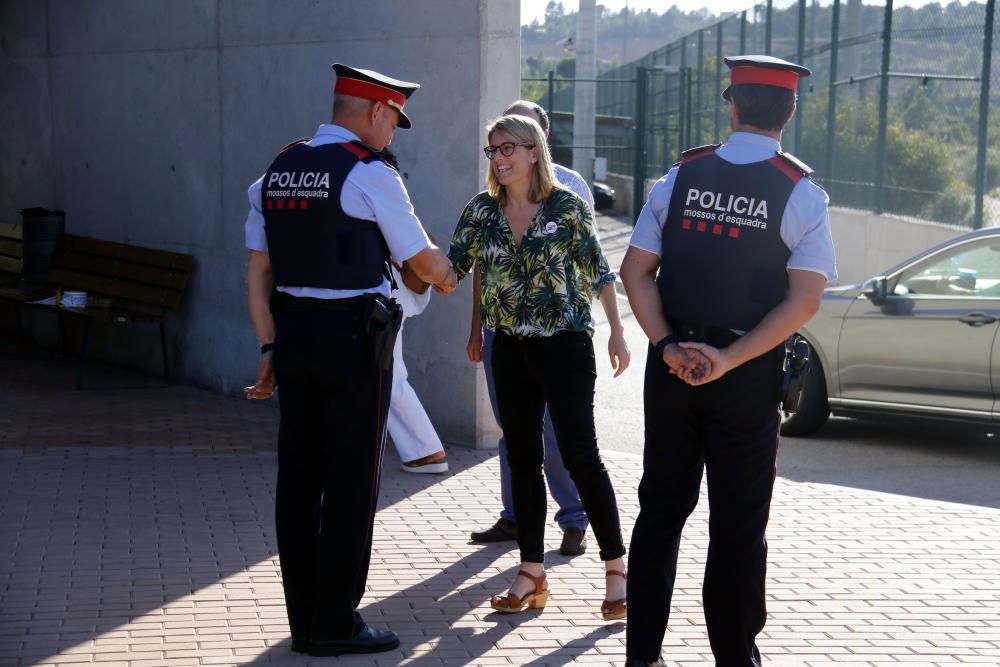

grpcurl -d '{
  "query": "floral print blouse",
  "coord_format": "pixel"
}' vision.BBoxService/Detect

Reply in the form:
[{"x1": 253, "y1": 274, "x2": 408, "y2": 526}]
[{"x1": 449, "y1": 187, "x2": 616, "y2": 338}]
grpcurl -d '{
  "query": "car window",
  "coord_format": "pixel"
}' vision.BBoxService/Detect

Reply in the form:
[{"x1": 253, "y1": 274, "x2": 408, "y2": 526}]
[{"x1": 894, "y1": 241, "x2": 1000, "y2": 297}]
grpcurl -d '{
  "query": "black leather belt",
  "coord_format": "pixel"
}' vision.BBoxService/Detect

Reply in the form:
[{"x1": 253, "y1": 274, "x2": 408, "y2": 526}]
[
  {"x1": 272, "y1": 292, "x2": 372, "y2": 313},
  {"x1": 668, "y1": 318, "x2": 741, "y2": 347}
]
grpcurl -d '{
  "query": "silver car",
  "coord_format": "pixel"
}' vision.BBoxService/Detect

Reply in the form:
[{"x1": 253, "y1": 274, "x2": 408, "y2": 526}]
[{"x1": 783, "y1": 227, "x2": 1000, "y2": 436}]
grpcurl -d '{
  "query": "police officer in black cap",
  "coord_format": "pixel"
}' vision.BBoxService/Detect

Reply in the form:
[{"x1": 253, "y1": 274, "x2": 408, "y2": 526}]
[
  {"x1": 620, "y1": 55, "x2": 837, "y2": 666},
  {"x1": 244, "y1": 63, "x2": 457, "y2": 657}
]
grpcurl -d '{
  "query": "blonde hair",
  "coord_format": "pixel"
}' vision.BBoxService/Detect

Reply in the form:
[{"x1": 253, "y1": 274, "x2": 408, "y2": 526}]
[{"x1": 485, "y1": 115, "x2": 557, "y2": 205}]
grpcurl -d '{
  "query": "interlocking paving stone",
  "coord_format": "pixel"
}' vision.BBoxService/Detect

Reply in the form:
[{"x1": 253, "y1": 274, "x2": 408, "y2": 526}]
[{"x1": 1, "y1": 342, "x2": 999, "y2": 666}]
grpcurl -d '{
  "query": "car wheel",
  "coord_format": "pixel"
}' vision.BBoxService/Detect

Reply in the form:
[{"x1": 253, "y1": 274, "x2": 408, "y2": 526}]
[{"x1": 780, "y1": 350, "x2": 830, "y2": 437}]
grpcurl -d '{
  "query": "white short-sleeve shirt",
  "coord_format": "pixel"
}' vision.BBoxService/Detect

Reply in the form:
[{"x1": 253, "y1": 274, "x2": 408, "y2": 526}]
[
  {"x1": 245, "y1": 124, "x2": 430, "y2": 299},
  {"x1": 629, "y1": 131, "x2": 838, "y2": 282},
  {"x1": 554, "y1": 163, "x2": 595, "y2": 212}
]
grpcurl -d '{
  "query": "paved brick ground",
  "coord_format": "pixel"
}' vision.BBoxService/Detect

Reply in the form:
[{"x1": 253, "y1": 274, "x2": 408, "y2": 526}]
[{"x1": 2, "y1": 341, "x2": 999, "y2": 666}]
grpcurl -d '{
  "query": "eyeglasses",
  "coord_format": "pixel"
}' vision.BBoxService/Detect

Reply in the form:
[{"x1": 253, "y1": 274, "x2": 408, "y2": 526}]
[{"x1": 483, "y1": 142, "x2": 535, "y2": 159}]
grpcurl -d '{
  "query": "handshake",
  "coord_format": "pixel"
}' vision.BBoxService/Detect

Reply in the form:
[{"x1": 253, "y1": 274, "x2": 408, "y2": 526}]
[
  {"x1": 661, "y1": 340, "x2": 729, "y2": 386},
  {"x1": 398, "y1": 259, "x2": 457, "y2": 295},
  {"x1": 397, "y1": 235, "x2": 458, "y2": 296},
  {"x1": 433, "y1": 263, "x2": 458, "y2": 295}
]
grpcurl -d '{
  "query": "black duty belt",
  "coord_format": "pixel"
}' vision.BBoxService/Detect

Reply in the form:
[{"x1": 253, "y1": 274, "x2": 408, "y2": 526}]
[
  {"x1": 272, "y1": 291, "x2": 373, "y2": 313},
  {"x1": 668, "y1": 318, "x2": 742, "y2": 348}
]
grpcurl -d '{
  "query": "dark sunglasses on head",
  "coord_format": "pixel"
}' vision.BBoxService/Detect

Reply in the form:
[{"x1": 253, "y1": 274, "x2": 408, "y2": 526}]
[{"x1": 483, "y1": 142, "x2": 535, "y2": 159}]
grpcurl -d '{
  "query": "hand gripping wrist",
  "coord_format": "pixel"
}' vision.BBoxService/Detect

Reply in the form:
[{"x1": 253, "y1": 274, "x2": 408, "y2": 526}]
[{"x1": 653, "y1": 334, "x2": 680, "y2": 355}]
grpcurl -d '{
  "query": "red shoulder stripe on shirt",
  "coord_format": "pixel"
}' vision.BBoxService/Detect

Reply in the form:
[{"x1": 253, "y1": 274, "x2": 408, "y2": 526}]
[
  {"x1": 680, "y1": 145, "x2": 718, "y2": 165},
  {"x1": 339, "y1": 141, "x2": 372, "y2": 161},
  {"x1": 767, "y1": 155, "x2": 804, "y2": 183}
]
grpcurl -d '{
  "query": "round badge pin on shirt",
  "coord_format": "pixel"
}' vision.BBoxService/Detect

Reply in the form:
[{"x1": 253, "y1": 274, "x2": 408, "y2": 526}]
[{"x1": 544, "y1": 221, "x2": 558, "y2": 234}]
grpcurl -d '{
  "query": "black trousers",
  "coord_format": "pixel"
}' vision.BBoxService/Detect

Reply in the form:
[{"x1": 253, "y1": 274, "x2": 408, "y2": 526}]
[
  {"x1": 626, "y1": 341, "x2": 783, "y2": 667},
  {"x1": 492, "y1": 330, "x2": 625, "y2": 564},
  {"x1": 272, "y1": 300, "x2": 392, "y2": 643}
]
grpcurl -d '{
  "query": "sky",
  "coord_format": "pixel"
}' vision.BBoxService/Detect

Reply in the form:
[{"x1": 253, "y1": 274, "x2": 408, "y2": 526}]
[
  {"x1": 521, "y1": 0, "x2": 746, "y2": 23},
  {"x1": 521, "y1": 0, "x2": 962, "y2": 25}
]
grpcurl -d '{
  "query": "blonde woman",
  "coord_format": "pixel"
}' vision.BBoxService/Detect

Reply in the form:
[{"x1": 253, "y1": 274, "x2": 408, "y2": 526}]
[{"x1": 449, "y1": 115, "x2": 630, "y2": 619}]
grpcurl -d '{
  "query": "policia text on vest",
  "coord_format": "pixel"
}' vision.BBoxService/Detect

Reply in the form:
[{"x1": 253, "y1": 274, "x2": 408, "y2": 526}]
[{"x1": 682, "y1": 188, "x2": 770, "y2": 228}]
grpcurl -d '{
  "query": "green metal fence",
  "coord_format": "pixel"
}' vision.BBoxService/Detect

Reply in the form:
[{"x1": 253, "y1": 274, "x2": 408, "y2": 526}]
[{"x1": 534, "y1": 0, "x2": 998, "y2": 228}]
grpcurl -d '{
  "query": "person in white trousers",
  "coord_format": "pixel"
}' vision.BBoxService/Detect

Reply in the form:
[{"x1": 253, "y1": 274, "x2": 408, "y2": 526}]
[{"x1": 388, "y1": 264, "x2": 448, "y2": 474}]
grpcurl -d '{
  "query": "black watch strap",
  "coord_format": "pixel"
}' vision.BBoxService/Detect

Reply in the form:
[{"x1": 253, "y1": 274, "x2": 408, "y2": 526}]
[
  {"x1": 260, "y1": 343, "x2": 275, "y2": 355},
  {"x1": 653, "y1": 334, "x2": 680, "y2": 354}
]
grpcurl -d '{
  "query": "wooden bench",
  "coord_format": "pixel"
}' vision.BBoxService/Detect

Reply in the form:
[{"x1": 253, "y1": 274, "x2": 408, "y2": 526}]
[
  {"x1": 0, "y1": 222, "x2": 23, "y2": 287},
  {"x1": 0, "y1": 233, "x2": 195, "y2": 388}
]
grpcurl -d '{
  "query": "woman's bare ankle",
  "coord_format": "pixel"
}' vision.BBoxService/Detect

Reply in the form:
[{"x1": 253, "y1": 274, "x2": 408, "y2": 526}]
[{"x1": 520, "y1": 561, "x2": 544, "y2": 576}]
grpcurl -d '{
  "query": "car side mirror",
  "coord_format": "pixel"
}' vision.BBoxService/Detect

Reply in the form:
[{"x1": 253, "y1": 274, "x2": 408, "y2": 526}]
[{"x1": 861, "y1": 276, "x2": 888, "y2": 305}]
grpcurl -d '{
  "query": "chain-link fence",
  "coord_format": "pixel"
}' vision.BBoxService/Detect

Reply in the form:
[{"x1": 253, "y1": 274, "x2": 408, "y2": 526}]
[{"x1": 534, "y1": 0, "x2": 999, "y2": 227}]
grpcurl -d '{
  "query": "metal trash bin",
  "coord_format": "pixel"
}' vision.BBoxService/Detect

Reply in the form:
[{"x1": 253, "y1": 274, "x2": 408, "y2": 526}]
[{"x1": 20, "y1": 207, "x2": 65, "y2": 289}]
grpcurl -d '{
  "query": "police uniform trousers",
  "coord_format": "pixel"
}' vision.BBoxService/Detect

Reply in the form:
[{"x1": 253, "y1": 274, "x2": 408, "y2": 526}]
[
  {"x1": 626, "y1": 332, "x2": 784, "y2": 667},
  {"x1": 271, "y1": 294, "x2": 392, "y2": 644}
]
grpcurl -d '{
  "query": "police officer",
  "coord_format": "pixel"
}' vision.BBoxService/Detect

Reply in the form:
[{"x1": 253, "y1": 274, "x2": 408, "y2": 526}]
[
  {"x1": 619, "y1": 55, "x2": 837, "y2": 666},
  {"x1": 244, "y1": 63, "x2": 456, "y2": 657}
]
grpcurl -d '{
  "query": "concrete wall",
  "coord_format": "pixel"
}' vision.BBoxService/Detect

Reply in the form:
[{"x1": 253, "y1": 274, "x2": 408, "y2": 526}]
[
  {"x1": 829, "y1": 207, "x2": 970, "y2": 285},
  {"x1": 0, "y1": 0, "x2": 519, "y2": 448}
]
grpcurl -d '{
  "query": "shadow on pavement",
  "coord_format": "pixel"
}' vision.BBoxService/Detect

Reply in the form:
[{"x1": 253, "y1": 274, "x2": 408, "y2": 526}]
[
  {"x1": 241, "y1": 547, "x2": 532, "y2": 665},
  {"x1": 778, "y1": 416, "x2": 1000, "y2": 509}
]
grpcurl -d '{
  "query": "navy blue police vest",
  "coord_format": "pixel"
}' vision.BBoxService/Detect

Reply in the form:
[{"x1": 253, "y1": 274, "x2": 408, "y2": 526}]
[
  {"x1": 262, "y1": 140, "x2": 390, "y2": 289},
  {"x1": 658, "y1": 144, "x2": 810, "y2": 332}
]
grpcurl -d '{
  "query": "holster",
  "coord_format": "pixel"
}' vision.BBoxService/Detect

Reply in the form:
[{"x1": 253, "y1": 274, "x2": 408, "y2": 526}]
[
  {"x1": 781, "y1": 335, "x2": 811, "y2": 412},
  {"x1": 364, "y1": 294, "x2": 403, "y2": 371}
]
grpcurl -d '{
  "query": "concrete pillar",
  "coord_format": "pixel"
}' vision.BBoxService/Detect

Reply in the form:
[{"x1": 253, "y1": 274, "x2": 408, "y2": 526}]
[{"x1": 573, "y1": 0, "x2": 596, "y2": 186}]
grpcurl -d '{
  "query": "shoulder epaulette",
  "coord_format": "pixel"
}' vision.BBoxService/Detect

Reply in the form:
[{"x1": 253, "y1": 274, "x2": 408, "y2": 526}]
[
  {"x1": 278, "y1": 137, "x2": 310, "y2": 153},
  {"x1": 678, "y1": 143, "x2": 721, "y2": 166},
  {"x1": 340, "y1": 140, "x2": 384, "y2": 164},
  {"x1": 681, "y1": 143, "x2": 721, "y2": 158},
  {"x1": 774, "y1": 151, "x2": 813, "y2": 177}
]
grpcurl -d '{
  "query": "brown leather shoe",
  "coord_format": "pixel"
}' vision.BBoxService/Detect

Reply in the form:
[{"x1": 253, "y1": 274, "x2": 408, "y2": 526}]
[
  {"x1": 470, "y1": 518, "x2": 517, "y2": 543},
  {"x1": 559, "y1": 527, "x2": 587, "y2": 556}
]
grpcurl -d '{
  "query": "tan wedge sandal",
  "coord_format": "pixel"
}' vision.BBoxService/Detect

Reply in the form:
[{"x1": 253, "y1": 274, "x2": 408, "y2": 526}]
[
  {"x1": 490, "y1": 570, "x2": 549, "y2": 613},
  {"x1": 601, "y1": 570, "x2": 627, "y2": 621}
]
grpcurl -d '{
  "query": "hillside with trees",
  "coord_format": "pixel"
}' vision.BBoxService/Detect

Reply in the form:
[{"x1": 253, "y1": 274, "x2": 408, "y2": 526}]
[{"x1": 524, "y1": 1, "x2": 999, "y2": 225}]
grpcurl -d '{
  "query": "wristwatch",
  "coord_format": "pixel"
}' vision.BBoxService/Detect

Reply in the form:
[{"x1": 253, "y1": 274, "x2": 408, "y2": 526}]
[
  {"x1": 653, "y1": 334, "x2": 680, "y2": 354},
  {"x1": 260, "y1": 343, "x2": 275, "y2": 355}
]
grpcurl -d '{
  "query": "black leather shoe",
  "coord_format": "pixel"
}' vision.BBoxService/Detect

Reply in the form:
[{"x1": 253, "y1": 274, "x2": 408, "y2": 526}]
[
  {"x1": 290, "y1": 638, "x2": 308, "y2": 653},
  {"x1": 471, "y1": 518, "x2": 517, "y2": 543},
  {"x1": 308, "y1": 625, "x2": 400, "y2": 656},
  {"x1": 624, "y1": 658, "x2": 665, "y2": 666},
  {"x1": 559, "y1": 526, "x2": 587, "y2": 556}
]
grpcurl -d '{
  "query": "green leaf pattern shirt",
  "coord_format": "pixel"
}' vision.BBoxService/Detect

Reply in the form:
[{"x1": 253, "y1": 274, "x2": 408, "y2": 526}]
[{"x1": 449, "y1": 188, "x2": 616, "y2": 338}]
